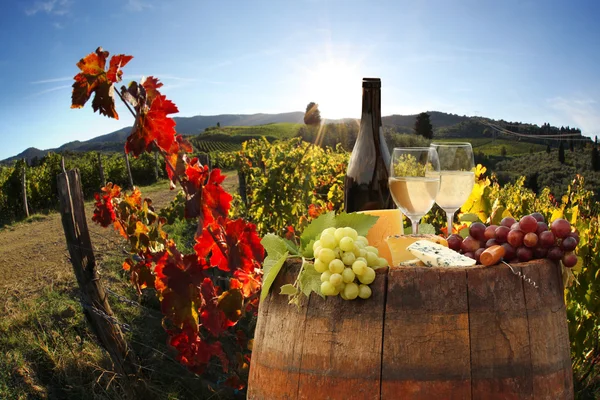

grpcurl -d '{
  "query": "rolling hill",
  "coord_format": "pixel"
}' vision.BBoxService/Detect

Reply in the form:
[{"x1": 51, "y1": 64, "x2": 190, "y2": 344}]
[{"x1": 2, "y1": 110, "x2": 591, "y2": 163}]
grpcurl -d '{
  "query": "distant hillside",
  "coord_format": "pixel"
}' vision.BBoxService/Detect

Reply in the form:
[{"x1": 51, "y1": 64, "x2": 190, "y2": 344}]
[
  {"x1": 383, "y1": 111, "x2": 471, "y2": 132},
  {"x1": 2, "y1": 113, "x2": 305, "y2": 163},
  {"x1": 3, "y1": 110, "x2": 591, "y2": 163}
]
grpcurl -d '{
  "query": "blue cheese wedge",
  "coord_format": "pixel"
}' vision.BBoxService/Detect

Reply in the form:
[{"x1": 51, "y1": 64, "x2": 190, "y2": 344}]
[
  {"x1": 399, "y1": 258, "x2": 426, "y2": 266},
  {"x1": 406, "y1": 240, "x2": 476, "y2": 267}
]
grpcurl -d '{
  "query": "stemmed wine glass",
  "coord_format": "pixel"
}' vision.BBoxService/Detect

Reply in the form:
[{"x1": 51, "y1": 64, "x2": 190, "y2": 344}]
[
  {"x1": 430, "y1": 142, "x2": 475, "y2": 237},
  {"x1": 389, "y1": 147, "x2": 440, "y2": 235}
]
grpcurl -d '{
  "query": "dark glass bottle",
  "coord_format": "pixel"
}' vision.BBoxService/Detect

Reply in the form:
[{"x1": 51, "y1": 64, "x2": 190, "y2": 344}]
[{"x1": 344, "y1": 78, "x2": 394, "y2": 212}]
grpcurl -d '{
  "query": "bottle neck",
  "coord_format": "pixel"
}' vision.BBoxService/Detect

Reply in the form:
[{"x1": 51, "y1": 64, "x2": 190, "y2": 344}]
[{"x1": 361, "y1": 87, "x2": 382, "y2": 129}]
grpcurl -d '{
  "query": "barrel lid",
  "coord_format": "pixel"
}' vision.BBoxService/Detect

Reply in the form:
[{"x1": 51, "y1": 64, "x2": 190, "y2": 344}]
[{"x1": 362, "y1": 77, "x2": 381, "y2": 88}]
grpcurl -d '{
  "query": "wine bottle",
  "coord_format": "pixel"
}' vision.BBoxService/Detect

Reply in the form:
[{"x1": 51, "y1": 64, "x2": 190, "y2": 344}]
[{"x1": 344, "y1": 78, "x2": 394, "y2": 212}]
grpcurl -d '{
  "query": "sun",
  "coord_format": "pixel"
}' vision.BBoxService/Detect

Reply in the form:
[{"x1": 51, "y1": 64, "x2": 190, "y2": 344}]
[{"x1": 304, "y1": 59, "x2": 363, "y2": 120}]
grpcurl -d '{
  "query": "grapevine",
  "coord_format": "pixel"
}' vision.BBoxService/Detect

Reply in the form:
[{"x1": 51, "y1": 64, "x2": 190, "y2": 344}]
[{"x1": 72, "y1": 47, "x2": 264, "y2": 387}]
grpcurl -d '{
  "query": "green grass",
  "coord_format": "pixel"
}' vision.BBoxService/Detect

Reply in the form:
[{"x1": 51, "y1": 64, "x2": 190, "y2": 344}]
[{"x1": 433, "y1": 138, "x2": 547, "y2": 156}]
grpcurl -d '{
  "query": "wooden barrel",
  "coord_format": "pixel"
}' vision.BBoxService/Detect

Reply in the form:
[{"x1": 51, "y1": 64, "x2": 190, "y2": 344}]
[{"x1": 248, "y1": 259, "x2": 573, "y2": 399}]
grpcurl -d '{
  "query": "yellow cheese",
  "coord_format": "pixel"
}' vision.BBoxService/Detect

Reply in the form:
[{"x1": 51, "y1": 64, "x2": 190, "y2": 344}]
[
  {"x1": 358, "y1": 209, "x2": 404, "y2": 267},
  {"x1": 385, "y1": 234, "x2": 448, "y2": 267}
]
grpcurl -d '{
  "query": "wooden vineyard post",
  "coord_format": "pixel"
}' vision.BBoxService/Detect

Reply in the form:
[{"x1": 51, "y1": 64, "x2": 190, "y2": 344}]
[
  {"x1": 21, "y1": 158, "x2": 29, "y2": 218},
  {"x1": 154, "y1": 151, "x2": 159, "y2": 181},
  {"x1": 124, "y1": 151, "x2": 134, "y2": 189},
  {"x1": 57, "y1": 168, "x2": 139, "y2": 384},
  {"x1": 97, "y1": 152, "x2": 106, "y2": 187},
  {"x1": 238, "y1": 170, "x2": 248, "y2": 207}
]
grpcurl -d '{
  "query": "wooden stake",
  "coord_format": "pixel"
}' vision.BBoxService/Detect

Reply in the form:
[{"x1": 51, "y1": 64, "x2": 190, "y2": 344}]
[
  {"x1": 98, "y1": 152, "x2": 106, "y2": 187},
  {"x1": 22, "y1": 159, "x2": 29, "y2": 218},
  {"x1": 154, "y1": 151, "x2": 159, "y2": 181},
  {"x1": 124, "y1": 151, "x2": 134, "y2": 189},
  {"x1": 57, "y1": 169, "x2": 139, "y2": 386}
]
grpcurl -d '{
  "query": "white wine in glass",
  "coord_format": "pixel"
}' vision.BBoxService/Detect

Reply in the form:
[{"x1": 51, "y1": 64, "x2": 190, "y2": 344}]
[
  {"x1": 431, "y1": 143, "x2": 475, "y2": 237},
  {"x1": 389, "y1": 147, "x2": 440, "y2": 235}
]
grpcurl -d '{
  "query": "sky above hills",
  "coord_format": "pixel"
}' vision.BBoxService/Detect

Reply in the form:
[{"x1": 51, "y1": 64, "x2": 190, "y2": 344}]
[{"x1": 1, "y1": 0, "x2": 599, "y2": 160}]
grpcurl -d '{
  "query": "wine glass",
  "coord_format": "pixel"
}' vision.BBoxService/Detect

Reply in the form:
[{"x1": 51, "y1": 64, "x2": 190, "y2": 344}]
[
  {"x1": 430, "y1": 142, "x2": 475, "y2": 237},
  {"x1": 389, "y1": 147, "x2": 440, "y2": 235}
]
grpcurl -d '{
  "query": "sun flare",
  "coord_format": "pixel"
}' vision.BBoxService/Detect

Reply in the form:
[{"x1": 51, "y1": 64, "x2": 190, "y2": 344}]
[{"x1": 304, "y1": 59, "x2": 363, "y2": 120}]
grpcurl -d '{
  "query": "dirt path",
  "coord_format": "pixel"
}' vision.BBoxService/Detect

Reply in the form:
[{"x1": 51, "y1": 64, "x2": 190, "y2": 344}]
[{"x1": 0, "y1": 172, "x2": 239, "y2": 300}]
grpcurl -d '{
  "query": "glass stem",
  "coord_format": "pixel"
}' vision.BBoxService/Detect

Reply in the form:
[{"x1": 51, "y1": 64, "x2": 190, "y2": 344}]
[
  {"x1": 446, "y1": 211, "x2": 455, "y2": 237},
  {"x1": 411, "y1": 218, "x2": 420, "y2": 235}
]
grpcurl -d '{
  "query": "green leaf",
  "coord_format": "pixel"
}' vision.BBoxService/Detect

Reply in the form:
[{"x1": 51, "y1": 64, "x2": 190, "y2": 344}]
[
  {"x1": 279, "y1": 284, "x2": 298, "y2": 296},
  {"x1": 283, "y1": 238, "x2": 300, "y2": 256},
  {"x1": 405, "y1": 223, "x2": 436, "y2": 235},
  {"x1": 261, "y1": 251, "x2": 288, "y2": 301},
  {"x1": 300, "y1": 212, "x2": 336, "y2": 251},
  {"x1": 459, "y1": 227, "x2": 470, "y2": 239},
  {"x1": 459, "y1": 213, "x2": 481, "y2": 223},
  {"x1": 301, "y1": 239, "x2": 316, "y2": 258},
  {"x1": 261, "y1": 234, "x2": 287, "y2": 266},
  {"x1": 334, "y1": 212, "x2": 380, "y2": 236},
  {"x1": 298, "y1": 259, "x2": 324, "y2": 298}
]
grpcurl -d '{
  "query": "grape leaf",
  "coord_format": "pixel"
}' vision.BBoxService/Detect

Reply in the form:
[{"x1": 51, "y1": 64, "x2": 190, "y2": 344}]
[
  {"x1": 279, "y1": 284, "x2": 298, "y2": 295},
  {"x1": 298, "y1": 259, "x2": 324, "y2": 298},
  {"x1": 405, "y1": 223, "x2": 436, "y2": 235},
  {"x1": 71, "y1": 47, "x2": 133, "y2": 119},
  {"x1": 299, "y1": 211, "x2": 335, "y2": 251},
  {"x1": 459, "y1": 213, "x2": 481, "y2": 223},
  {"x1": 261, "y1": 234, "x2": 288, "y2": 265},
  {"x1": 260, "y1": 251, "x2": 288, "y2": 301},
  {"x1": 125, "y1": 93, "x2": 179, "y2": 156},
  {"x1": 283, "y1": 238, "x2": 299, "y2": 256},
  {"x1": 334, "y1": 212, "x2": 380, "y2": 236},
  {"x1": 301, "y1": 239, "x2": 316, "y2": 258}
]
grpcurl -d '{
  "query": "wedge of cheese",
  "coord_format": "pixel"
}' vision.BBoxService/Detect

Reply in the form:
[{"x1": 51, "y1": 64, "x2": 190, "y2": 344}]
[
  {"x1": 386, "y1": 234, "x2": 448, "y2": 267},
  {"x1": 399, "y1": 258, "x2": 426, "y2": 267},
  {"x1": 359, "y1": 209, "x2": 404, "y2": 266},
  {"x1": 407, "y1": 240, "x2": 476, "y2": 267}
]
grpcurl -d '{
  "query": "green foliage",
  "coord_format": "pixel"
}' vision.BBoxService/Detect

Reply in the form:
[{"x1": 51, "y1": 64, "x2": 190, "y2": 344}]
[
  {"x1": 559, "y1": 141, "x2": 566, "y2": 163},
  {"x1": 495, "y1": 148, "x2": 600, "y2": 201},
  {"x1": 0, "y1": 151, "x2": 164, "y2": 226},
  {"x1": 229, "y1": 137, "x2": 348, "y2": 236}
]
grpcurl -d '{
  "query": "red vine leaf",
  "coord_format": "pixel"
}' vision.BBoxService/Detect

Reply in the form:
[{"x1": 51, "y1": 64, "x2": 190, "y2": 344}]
[
  {"x1": 91, "y1": 193, "x2": 115, "y2": 227},
  {"x1": 217, "y1": 288, "x2": 244, "y2": 323},
  {"x1": 71, "y1": 47, "x2": 133, "y2": 119},
  {"x1": 200, "y1": 278, "x2": 234, "y2": 336},
  {"x1": 168, "y1": 329, "x2": 228, "y2": 373},
  {"x1": 125, "y1": 93, "x2": 179, "y2": 156},
  {"x1": 123, "y1": 256, "x2": 155, "y2": 294}
]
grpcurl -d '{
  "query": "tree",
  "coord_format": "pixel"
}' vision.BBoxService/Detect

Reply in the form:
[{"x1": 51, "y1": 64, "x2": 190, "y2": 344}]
[
  {"x1": 414, "y1": 112, "x2": 433, "y2": 139},
  {"x1": 501, "y1": 146, "x2": 507, "y2": 157},
  {"x1": 216, "y1": 122, "x2": 220, "y2": 128},
  {"x1": 304, "y1": 102, "x2": 321, "y2": 126},
  {"x1": 546, "y1": 144, "x2": 551, "y2": 154},
  {"x1": 569, "y1": 139, "x2": 574, "y2": 152},
  {"x1": 558, "y1": 141, "x2": 565, "y2": 164}
]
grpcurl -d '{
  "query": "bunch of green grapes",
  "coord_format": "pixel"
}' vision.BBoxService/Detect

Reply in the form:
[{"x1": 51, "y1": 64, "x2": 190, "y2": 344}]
[{"x1": 313, "y1": 227, "x2": 388, "y2": 300}]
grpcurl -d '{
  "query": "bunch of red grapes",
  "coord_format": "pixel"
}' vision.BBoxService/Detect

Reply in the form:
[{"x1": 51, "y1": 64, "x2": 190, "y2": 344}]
[{"x1": 447, "y1": 213, "x2": 579, "y2": 267}]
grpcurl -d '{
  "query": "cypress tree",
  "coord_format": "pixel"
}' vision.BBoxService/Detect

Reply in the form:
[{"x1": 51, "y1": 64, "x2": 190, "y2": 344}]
[{"x1": 558, "y1": 141, "x2": 565, "y2": 164}]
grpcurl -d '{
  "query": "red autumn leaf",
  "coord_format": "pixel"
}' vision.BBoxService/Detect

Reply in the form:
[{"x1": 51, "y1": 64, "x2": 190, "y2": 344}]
[
  {"x1": 141, "y1": 75, "x2": 163, "y2": 103},
  {"x1": 217, "y1": 288, "x2": 244, "y2": 323},
  {"x1": 200, "y1": 278, "x2": 235, "y2": 336},
  {"x1": 233, "y1": 269, "x2": 262, "y2": 298},
  {"x1": 168, "y1": 329, "x2": 227, "y2": 373},
  {"x1": 125, "y1": 93, "x2": 179, "y2": 156},
  {"x1": 185, "y1": 165, "x2": 233, "y2": 228},
  {"x1": 71, "y1": 47, "x2": 133, "y2": 119},
  {"x1": 154, "y1": 253, "x2": 202, "y2": 330},
  {"x1": 123, "y1": 256, "x2": 155, "y2": 294},
  {"x1": 107, "y1": 54, "x2": 134, "y2": 84},
  {"x1": 92, "y1": 193, "x2": 116, "y2": 227}
]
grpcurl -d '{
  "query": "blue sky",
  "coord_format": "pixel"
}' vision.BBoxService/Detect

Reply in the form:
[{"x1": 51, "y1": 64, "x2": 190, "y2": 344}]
[{"x1": 1, "y1": 0, "x2": 599, "y2": 160}]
